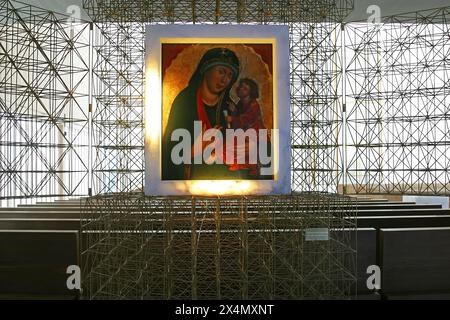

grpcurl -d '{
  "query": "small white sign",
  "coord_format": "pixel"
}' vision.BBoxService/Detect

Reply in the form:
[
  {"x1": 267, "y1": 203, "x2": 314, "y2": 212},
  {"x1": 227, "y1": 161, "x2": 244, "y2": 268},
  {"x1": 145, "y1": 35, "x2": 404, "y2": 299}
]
[{"x1": 305, "y1": 228, "x2": 329, "y2": 241}]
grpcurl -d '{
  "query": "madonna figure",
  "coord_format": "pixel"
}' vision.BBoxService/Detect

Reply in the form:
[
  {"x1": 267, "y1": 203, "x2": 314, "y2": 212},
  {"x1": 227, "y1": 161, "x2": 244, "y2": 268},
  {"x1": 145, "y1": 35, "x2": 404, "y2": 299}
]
[{"x1": 162, "y1": 47, "x2": 241, "y2": 180}]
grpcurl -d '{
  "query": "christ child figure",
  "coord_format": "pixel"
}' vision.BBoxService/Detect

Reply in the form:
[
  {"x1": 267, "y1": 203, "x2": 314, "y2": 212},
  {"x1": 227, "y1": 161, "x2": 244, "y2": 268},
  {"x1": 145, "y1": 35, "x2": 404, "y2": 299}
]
[{"x1": 226, "y1": 78, "x2": 266, "y2": 176}]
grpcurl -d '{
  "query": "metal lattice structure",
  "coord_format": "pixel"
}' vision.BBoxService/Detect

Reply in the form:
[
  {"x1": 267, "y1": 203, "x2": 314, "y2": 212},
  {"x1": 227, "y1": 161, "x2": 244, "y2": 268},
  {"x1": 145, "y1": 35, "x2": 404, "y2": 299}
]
[
  {"x1": 344, "y1": 7, "x2": 450, "y2": 194},
  {"x1": 91, "y1": 22, "x2": 145, "y2": 194},
  {"x1": 3, "y1": 1, "x2": 450, "y2": 202},
  {"x1": 290, "y1": 22, "x2": 344, "y2": 193},
  {"x1": 82, "y1": 0, "x2": 353, "y2": 194},
  {"x1": 0, "y1": 0, "x2": 91, "y2": 206},
  {"x1": 81, "y1": 192, "x2": 357, "y2": 299},
  {"x1": 1, "y1": 0, "x2": 449, "y2": 300},
  {"x1": 78, "y1": 1, "x2": 358, "y2": 300},
  {"x1": 82, "y1": 0, "x2": 354, "y2": 23}
]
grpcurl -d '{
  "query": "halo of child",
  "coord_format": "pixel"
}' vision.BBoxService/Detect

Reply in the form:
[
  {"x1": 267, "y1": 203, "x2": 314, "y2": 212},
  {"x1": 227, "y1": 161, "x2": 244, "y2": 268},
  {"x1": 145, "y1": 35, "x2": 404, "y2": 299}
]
[{"x1": 162, "y1": 43, "x2": 273, "y2": 136}]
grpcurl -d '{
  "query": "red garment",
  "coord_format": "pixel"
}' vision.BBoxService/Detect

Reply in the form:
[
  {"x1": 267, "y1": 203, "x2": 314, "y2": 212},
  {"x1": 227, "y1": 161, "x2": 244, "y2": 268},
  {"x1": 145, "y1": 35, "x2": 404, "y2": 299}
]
[
  {"x1": 196, "y1": 89, "x2": 213, "y2": 130},
  {"x1": 231, "y1": 100, "x2": 265, "y2": 131},
  {"x1": 196, "y1": 89, "x2": 226, "y2": 164},
  {"x1": 230, "y1": 99, "x2": 267, "y2": 175}
]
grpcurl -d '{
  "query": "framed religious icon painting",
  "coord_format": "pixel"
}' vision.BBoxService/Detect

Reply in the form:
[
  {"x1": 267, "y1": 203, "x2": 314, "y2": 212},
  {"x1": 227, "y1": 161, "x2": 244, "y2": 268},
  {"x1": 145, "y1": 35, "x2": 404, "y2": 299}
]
[{"x1": 145, "y1": 25, "x2": 290, "y2": 196}]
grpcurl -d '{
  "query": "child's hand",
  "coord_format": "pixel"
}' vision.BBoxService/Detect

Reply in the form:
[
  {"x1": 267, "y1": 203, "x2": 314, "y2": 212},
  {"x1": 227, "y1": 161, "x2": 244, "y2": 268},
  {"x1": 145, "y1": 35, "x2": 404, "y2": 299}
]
[
  {"x1": 192, "y1": 124, "x2": 225, "y2": 160},
  {"x1": 227, "y1": 101, "x2": 236, "y2": 113}
]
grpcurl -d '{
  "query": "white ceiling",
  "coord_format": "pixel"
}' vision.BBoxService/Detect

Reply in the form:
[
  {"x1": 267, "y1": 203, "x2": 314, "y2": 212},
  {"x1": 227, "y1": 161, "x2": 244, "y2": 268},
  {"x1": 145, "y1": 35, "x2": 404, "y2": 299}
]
[
  {"x1": 22, "y1": 0, "x2": 450, "y2": 22},
  {"x1": 344, "y1": 0, "x2": 450, "y2": 22}
]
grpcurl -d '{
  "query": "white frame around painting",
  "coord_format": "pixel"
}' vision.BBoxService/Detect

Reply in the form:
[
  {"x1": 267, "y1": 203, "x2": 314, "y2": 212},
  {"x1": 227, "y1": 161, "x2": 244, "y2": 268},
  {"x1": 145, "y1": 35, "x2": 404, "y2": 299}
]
[{"x1": 144, "y1": 24, "x2": 290, "y2": 196}]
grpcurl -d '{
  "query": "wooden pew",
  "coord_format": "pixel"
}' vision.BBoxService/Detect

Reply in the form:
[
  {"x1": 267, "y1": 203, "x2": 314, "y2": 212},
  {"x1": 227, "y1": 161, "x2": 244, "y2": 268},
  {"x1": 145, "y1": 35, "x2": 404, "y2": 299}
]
[
  {"x1": 385, "y1": 293, "x2": 450, "y2": 300},
  {"x1": 3, "y1": 197, "x2": 448, "y2": 299},
  {"x1": 356, "y1": 208, "x2": 450, "y2": 217},
  {"x1": 349, "y1": 215, "x2": 450, "y2": 228},
  {"x1": 331, "y1": 228, "x2": 377, "y2": 296},
  {"x1": 0, "y1": 230, "x2": 79, "y2": 299},
  {"x1": 380, "y1": 227, "x2": 450, "y2": 296},
  {"x1": 0, "y1": 219, "x2": 80, "y2": 230},
  {"x1": 0, "y1": 211, "x2": 81, "y2": 219}
]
